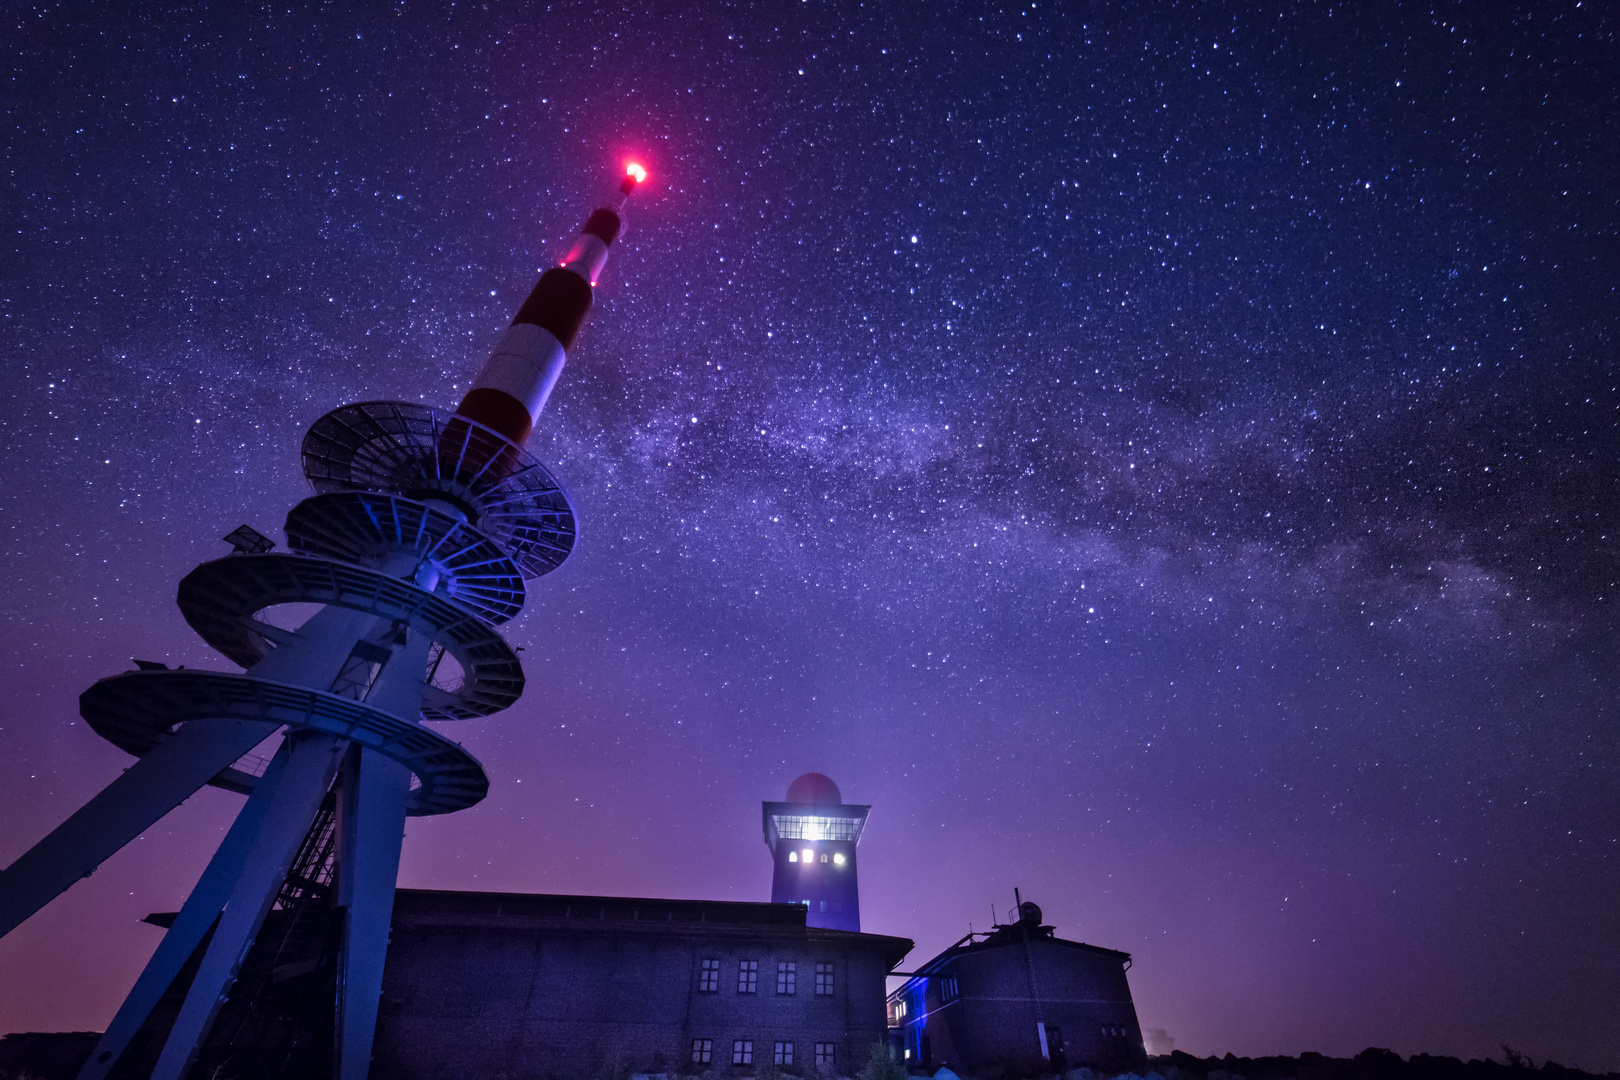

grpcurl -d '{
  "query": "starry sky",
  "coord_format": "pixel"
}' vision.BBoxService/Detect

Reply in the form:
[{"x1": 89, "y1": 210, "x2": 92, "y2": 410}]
[{"x1": 2, "y1": 0, "x2": 1617, "y2": 1070}]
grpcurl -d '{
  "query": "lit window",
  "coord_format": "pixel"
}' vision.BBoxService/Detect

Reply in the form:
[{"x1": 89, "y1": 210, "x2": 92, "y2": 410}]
[
  {"x1": 699, "y1": 959, "x2": 720, "y2": 993},
  {"x1": 733, "y1": 1040, "x2": 754, "y2": 1065},
  {"x1": 815, "y1": 1042, "x2": 836, "y2": 1067},
  {"x1": 775, "y1": 1041, "x2": 795, "y2": 1065},
  {"x1": 904, "y1": 1049, "x2": 912, "y2": 1060},
  {"x1": 820, "y1": 853, "x2": 828, "y2": 863},
  {"x1": 833, "y1": 852, "x2": 846, "y2": 865},
  {"x1": 777, "y1": 961, "x2": 797, "y2": 995},
  {"x1": 789, "y1": 852, "x2": 798, "y2": 863},
  {"x1": 692, "y1": 1039, "x2": 713, "y2": 1065},
  {"x1": 819, "y1": 900, "x2": 827, "y2": 912},
  {"x1": 737, "y1": 960, "x2": 758, "y2": 993},
  {"x1": 802, "y1": 848, "x2": 813, "y2": 863},
  {"x1": 815, "y1": 961, "x2": 834, "y2": 996},
  {"x1": 772, "y1": 814, "x2": 861, "y2": 842}
]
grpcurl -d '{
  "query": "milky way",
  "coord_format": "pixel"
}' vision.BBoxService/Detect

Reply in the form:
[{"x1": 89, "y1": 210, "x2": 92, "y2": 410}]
[{"x1": 2, "y1": 2, "x2": 1616, "y2": 1069}]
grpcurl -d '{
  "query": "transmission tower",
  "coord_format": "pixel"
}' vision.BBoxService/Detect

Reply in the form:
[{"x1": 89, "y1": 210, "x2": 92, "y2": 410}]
[{"x1": 0, "y1": 165, "x2": 646, "y2": 1080}]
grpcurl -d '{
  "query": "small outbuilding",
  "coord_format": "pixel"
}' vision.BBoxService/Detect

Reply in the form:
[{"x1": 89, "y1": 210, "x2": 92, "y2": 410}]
[{"x1": 887, "y1": 901, "x2": 1146, "y2": 1075}]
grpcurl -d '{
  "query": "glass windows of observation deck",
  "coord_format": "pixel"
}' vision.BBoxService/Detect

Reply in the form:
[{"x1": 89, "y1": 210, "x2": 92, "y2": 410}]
[{"x1": 773, "y1": 815, "x2": 859, "y2": 842}]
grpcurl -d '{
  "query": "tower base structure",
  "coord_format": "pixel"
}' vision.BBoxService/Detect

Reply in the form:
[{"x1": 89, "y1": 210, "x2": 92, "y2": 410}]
[{"x1": 0, "y1": 406, "x2": 578, "y2": 1080}]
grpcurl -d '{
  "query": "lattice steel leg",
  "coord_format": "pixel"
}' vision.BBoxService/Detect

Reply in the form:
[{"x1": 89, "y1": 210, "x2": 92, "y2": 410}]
[
  {"x1": 74, "y1": 738, "x2": 294, "y2": 1080},
  {"x1": 149, "y1": 733, "x2": 348, "y2": 1080}
]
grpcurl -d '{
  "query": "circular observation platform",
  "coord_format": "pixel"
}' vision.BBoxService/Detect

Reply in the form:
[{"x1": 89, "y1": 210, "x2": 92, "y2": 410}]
[
  {"x1": 301, "y1": 402, "x2": 575, "y2": 579},
  {"x1": 285, "y1": 491, "x2": 524, "y2": 625},
  {"x1": 81, "y1": 669, "x2": 488, "y2": 815},
  {"x1": 177, "y1": 554, "x2": 523, "y2": 721}
]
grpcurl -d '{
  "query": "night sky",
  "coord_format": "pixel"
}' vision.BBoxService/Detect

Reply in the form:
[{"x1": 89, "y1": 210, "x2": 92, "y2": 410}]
[{"x1": 2, "y1": 1, "x2": 1617, "y2": 1070}]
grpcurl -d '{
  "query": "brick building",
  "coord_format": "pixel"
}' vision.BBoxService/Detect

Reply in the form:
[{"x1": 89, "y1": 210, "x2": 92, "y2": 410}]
[
  {"x1": 888, "y1": 900, "x2": 1146, "y2": 1075},
  {"x1": 370, "y1": 889, "x2": 913, "y2": 1080}
]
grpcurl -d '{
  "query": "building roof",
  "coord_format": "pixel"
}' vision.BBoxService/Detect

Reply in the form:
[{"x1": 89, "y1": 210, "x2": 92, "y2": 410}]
[
  {"x1": 889, "y1": 913, "x2": 1132, "y2": 994},
  {"x1": 391, "y1": 888, "x2": 915, "y2": 970}
]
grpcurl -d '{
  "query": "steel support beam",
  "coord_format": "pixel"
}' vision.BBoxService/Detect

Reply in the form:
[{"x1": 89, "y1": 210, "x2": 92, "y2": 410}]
[
  {"x1": 0, "y1": 718, "x2": 278, "y2": 940},
  {"x1": 75, "y1": 738, "x2": 295, "y2": 1080},
  {"x1": 149, "y1": 732, "x2": 348, "y2": 1080},
  {"x1": 334, "y1": 746, "x2": 411, "y2": 1080}
]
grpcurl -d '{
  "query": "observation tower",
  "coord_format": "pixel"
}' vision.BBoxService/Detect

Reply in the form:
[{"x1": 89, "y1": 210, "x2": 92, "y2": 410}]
[
  {"x1": 763, "y1": 773, "x2": 869, "y2": 932},
  {"x1": 0, "y1": 165, "x2": 647, "y2": 1080}
]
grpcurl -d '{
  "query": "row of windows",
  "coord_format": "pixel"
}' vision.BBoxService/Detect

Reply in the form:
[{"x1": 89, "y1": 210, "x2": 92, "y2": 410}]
[
  {"x1": 772, "y1": 814, "x2": 860, "y2": 842},
  {"x1": 699, "y1": 959, "x2": 835, "y2": 996},
  {"x1": 786, "y1": 849, "x2": 847, "y2": 865},
  {"x1": 690, "y1": 1040, "x2": 836, "y2": 1067},
  {"x1": 892, "y1": 973, "x2": 958, "y2": 1021},
  {"x1": 797, "y1": 899, "x2": 845, "y2": 913}
]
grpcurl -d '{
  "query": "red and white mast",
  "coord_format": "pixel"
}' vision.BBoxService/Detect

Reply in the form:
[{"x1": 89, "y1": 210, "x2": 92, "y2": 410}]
[{"x1": 453, "y1": 162, "x2": 647, "y2": 447}]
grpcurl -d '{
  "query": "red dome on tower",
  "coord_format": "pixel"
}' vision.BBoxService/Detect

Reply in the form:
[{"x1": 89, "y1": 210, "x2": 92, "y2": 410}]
[{"x1": 785, "y1": 773, "x2": 842, "y2": 806}]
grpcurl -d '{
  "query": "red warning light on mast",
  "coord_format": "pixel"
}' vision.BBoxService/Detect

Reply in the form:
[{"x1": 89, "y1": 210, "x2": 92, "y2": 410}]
[{"x1": 626, "y1": 162, "x2": 648, "y2": 184}]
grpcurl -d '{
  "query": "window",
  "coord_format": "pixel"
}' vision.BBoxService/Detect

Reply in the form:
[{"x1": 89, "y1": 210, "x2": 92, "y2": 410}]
[
  {"x1": 820, "y1": 853, "x2": 828, "y2": 863},
  {"x1": 733, "y1": 1040, "x2": 754, "y2": 1066},
  {"x1": 815, "y1": 1043, "x2": 836, "y2": 1067},
  {"x1": 789, "y1": 851, "x2": 798, "y2": 862},
  {"x1": 737, "y1": 959, "x2": 758, "y2": 994},
  {"x1": 775, "y1": 1041, "x2": 795, "y2": 1066},
  {"x1": 771, "y1": 814, "x2": 861, "y2": 842},
  {"x1": 330, "y1": 639, "x2": 392, "y2": 700},
  {"x1": 833, "y1": 852, "x2": 846, "y2": 865},
  {"x1": 801, "y1": 848, "x2": 813, "y2": 863},
  {"x1": 819, "y1": 900, "x2": 827, "y2": 912},
  {"x1": 692, "y1": 1039, "x2": 713, "y2": 1065},
  {"x1": 699, "y1": 959, "x2": 720, "y2": 993},
  {"x1": 815, "y1": 961, "x2": 834, "y2": 995},
  {"x1": 777, "y1": 961, "x2": 797, "y2": 995},
  {"x1": 941, "y1": 975, "x2": 958, "y2": 1001}
]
